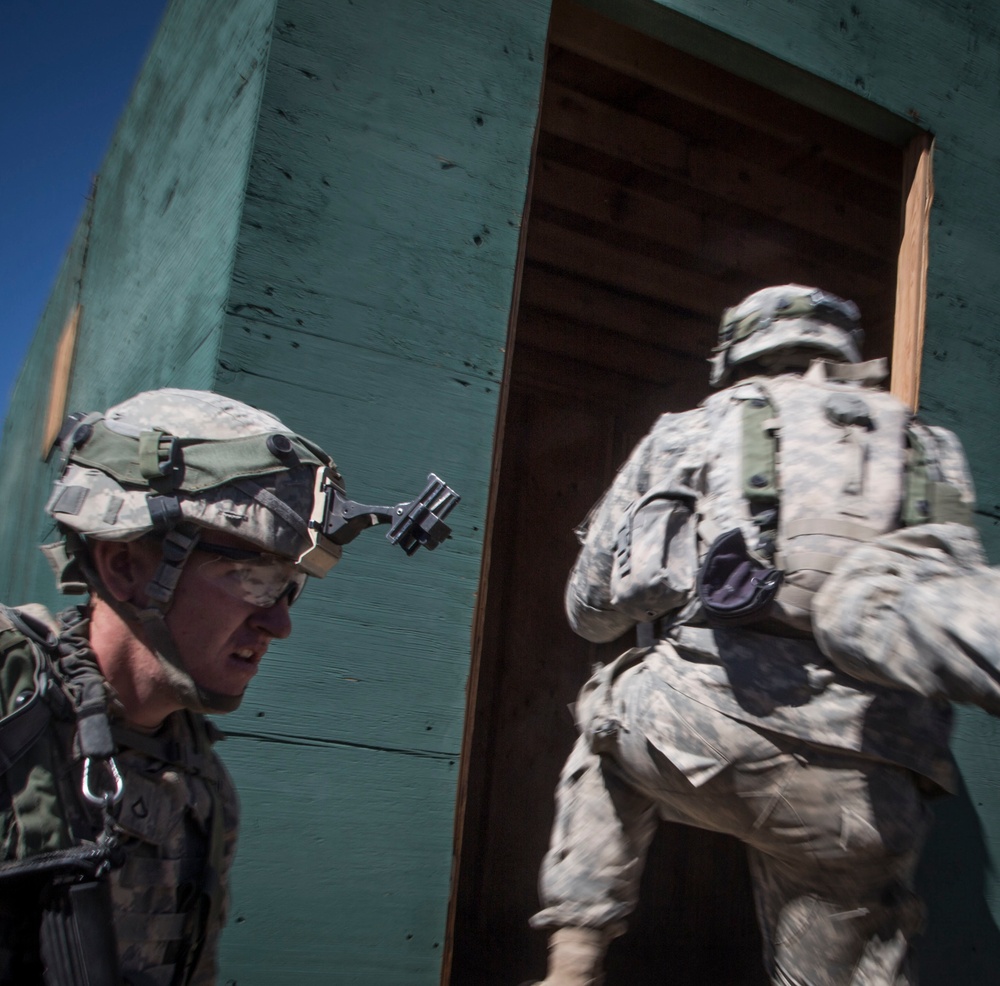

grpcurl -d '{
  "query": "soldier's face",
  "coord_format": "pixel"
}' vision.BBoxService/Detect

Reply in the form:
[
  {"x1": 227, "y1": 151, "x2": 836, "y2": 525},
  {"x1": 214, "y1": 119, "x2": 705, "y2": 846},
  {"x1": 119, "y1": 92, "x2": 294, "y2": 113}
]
[{"x1": 163, "y1": 532, "x2": 294, "y2": 699}]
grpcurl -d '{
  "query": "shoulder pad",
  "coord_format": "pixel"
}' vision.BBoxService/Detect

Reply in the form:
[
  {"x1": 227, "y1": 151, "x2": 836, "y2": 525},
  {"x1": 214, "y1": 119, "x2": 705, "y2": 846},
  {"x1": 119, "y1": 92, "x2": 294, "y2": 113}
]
[{"x1": 0, "y1": 605, "x2": 59, "y2": 651}]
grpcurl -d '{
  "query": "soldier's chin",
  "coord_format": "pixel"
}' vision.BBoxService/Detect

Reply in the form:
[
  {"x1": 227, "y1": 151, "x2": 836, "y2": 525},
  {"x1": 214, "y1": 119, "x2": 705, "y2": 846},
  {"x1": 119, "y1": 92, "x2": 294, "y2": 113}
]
[{"x1": 192, "y1": 685, "x2": 247, "y2": 715}]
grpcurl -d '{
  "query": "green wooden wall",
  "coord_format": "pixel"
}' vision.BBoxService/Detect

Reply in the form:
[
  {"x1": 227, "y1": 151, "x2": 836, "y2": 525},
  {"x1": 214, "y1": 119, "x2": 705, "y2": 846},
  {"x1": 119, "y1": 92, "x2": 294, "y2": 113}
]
[
  {"x1": 3, "y1": 0, "x2": 1000, "y2": 982},
  {"x1": 212, "y1": 0, "x2": 549, "y2": 982}
]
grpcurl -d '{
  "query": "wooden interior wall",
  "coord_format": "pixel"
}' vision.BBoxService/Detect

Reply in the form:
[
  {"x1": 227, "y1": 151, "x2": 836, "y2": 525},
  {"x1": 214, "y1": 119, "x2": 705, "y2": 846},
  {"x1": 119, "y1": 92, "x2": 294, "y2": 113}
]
[{"x1": 449, "y1": 2, "x2": 905, "y2": 983}]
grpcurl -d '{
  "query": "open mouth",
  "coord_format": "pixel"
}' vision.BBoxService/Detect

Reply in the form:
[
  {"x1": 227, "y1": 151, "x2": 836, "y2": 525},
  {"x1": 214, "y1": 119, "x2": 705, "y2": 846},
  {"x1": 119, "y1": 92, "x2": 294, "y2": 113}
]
[{"x1": 230, "y1": 647, "x2": 260, "y2": 669}]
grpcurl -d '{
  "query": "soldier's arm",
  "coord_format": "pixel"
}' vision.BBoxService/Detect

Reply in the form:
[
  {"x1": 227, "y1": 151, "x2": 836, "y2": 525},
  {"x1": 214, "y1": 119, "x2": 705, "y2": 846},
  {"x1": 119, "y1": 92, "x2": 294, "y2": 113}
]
[
  {"x1": 813, "y1": 522, "x2": 1000, "y2": 715},
  {"x1": 565, "y1": 410, "x2": 703, "y2": 643}
]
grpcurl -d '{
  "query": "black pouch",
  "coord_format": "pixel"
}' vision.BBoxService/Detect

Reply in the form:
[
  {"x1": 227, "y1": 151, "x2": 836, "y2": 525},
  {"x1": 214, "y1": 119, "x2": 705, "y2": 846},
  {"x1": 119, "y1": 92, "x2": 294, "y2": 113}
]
[
  {"x1": 39, "y1": 876, "x2": 121, "y2": 986},
  {"x1": 0, "y1": 844, "x2": 123, "y2": 986},
  {"x1": 696, "y1": 528, "x2": 783, "y2": 625}
]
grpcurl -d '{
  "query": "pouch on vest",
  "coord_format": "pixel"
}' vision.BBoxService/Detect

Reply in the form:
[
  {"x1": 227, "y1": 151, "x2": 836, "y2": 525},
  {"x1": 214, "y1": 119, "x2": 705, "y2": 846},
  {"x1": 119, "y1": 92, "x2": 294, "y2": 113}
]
[
  {"x1": 696, "y1": 528, "x2": 783, "y2": 625},
  {"x1": 610, "y1": 491, "x2": 698, "y2": 623},
  {"x1": 0, "y1": 607, "x2": 124, "y2": 986}
]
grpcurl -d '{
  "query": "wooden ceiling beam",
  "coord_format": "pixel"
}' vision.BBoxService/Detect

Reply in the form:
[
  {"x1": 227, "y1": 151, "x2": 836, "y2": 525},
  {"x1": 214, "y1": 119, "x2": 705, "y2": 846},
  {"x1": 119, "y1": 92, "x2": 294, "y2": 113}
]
[
  {"x1": 518, "y1": 305, "x2": 710, "y2": 375},
  {"x1": 520, "y1": 265, "x2": 715, "y2": 351},
  {"x1": 540, "y1": 80, "x2": 894, "y2": 259},
  {"x1": 530, "y1": 156, "x2": 892, "y2": 297},
  {"x1": 525, "y1": 216, "x2": 751, "y2": 320},
  {"x1": 547, "y1": 0, "x2": 901, "y2": 188}
]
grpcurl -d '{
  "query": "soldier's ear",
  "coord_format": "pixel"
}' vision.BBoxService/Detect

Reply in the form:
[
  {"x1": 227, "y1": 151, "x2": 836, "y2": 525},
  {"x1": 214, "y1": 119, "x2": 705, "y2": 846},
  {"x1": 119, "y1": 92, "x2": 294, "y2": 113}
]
[{"x1": 90, "y1": 540, "x2": 155, "y2": 605}]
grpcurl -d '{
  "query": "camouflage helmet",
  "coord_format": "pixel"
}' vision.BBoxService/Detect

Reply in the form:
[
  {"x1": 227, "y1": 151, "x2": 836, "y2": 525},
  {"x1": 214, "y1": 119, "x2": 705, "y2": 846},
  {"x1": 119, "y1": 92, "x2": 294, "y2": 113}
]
[
  {"x1": 709, "y1": 284, "x2": 864, "y2": 387},
  {"x1": 45, "y1": 388, "x2": 345, "y2": 582},
  {"x1": 43, "y1": 388, "x2": 347, "y2": 714}
]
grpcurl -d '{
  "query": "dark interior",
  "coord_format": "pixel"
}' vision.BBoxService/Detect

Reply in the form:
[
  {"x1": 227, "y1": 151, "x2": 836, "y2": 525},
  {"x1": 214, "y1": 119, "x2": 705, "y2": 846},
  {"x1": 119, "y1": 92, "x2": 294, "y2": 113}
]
[{"x1": 448, "y1": 1, "x2": 905, "y2": 983}]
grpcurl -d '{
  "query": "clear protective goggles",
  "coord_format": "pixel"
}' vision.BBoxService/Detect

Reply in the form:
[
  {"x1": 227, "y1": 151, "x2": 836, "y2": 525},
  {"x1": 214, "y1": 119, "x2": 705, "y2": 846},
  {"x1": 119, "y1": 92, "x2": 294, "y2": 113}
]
[{"x1": 193, "y1": 540, "x2": 308, "y2": 608}]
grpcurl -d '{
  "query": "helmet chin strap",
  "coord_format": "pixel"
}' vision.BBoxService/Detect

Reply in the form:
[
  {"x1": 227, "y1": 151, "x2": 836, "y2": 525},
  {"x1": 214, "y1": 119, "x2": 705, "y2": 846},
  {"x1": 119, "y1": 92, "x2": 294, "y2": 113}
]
[{"x1": 76, "y1": 526, "x2": 247, "y2": 716}]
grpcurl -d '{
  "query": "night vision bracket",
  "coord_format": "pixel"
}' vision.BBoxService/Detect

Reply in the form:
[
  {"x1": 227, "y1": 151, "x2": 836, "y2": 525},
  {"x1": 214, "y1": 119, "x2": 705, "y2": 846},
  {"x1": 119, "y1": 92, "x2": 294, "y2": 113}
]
[{"x1": 320, "y1": 472, "x2": 460, "y2": 555}]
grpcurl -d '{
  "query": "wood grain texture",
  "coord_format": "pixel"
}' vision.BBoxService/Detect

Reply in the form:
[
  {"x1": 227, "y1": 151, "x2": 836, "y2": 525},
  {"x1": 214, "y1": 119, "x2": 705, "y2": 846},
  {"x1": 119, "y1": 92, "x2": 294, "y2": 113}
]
[
  {"x1": 892, "y1": 134, "x2": 933, "y2": 410},
  {"x1": 216, "y1": 1, "x2": 551, "y2": 982},
  {"x1": 2, "y1": 0, "x2": 1000, "y2": 981}
]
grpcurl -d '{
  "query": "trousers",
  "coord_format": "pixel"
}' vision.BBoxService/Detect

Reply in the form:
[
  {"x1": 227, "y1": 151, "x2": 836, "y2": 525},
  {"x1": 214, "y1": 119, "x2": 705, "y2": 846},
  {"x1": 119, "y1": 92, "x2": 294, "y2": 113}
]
[{"x1": 532, "y1": 662, "x2": 931, "y2": 986}]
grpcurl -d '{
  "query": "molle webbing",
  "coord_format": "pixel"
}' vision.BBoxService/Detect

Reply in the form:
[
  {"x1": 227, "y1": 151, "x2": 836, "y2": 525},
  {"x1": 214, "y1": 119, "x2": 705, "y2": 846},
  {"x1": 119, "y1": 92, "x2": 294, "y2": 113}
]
[
  {"x1": 902, "y1": 424, "x2": 973, "y2": 527},
  {"x1": 741, "y1": 398, "x2": 778, "y2": 504},
  {"x1": 0, "y1": 609, "x2": 56, "y2": 773},
  {"x1": 743, "y1": 376, "x2": 909, "y2": 632},
  {"x1": 738, "y1": 377, "x2": 972, "y2": 632}
]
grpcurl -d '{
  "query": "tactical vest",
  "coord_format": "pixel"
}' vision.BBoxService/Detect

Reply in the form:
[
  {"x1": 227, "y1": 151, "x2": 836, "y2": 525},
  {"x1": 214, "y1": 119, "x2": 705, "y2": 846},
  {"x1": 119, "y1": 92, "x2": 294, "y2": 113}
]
[{"x1": 0, "y1": 606, "x2": 234, "y2": 986}]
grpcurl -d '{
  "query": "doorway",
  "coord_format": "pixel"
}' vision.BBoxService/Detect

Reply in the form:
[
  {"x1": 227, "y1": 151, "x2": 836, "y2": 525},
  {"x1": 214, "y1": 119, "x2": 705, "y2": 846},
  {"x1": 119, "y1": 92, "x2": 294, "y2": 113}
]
[{"x1": 447, "y1": 2, "x2": 926, "y2": 983}]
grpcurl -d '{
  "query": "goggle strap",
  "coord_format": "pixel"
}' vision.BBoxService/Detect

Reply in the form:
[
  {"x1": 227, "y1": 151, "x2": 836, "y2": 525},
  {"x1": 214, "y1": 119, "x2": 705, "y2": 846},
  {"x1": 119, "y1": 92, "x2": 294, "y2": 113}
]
[{"x1": 230, "y1": 478, "x2": 311, "y2": 542}]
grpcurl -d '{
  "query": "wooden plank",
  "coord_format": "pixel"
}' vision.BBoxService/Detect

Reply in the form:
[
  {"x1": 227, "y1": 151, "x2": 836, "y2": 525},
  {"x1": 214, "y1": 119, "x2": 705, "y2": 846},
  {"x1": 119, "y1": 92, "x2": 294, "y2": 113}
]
[
  {"x1": 41, "y1": 304, "x2": 80, "y2": 459},
  {"x1": 511, "y1": 341, "x2": 702, "y2": 410},
  {"x1": 530, "y1": 156, "x2": 892, "y2": 297},
  {"x1": 891, "y1": 133, "x2": 934, "y2": 410},
  {"x1": 518, "y1": 306, "x2": 707, "y2": 379},
  {"x1": 545, "y1": 44, "x2": 899, "y2": 220},
  {"x1": 524, "y1": 216, "x2": 751, "y2": 319},
  {"x1": 548, "y1": 0, "x2": 901, "y2": 186},
  {"x1": 520, "y1": 266, "x2": 713, "y2": 352},
  {"x1": 535, "y1": 132, "x2": 899, "y2": 296},
  {"x1": 443, "y1": 60, "x2": 543, "y2": 981},
  {"x1": 540, "y1": 80, "x2": 895, "y2": 259}
]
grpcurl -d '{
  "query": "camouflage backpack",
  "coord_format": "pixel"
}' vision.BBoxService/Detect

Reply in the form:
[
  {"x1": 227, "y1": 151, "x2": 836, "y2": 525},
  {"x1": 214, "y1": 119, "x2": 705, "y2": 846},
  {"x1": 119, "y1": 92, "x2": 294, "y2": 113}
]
[
  {"x1": 609, "y1": 285, "x2": 976, "y2": 637},
  {"x1": 697, "y1": 359, "x2": 975, "y2": 633}
]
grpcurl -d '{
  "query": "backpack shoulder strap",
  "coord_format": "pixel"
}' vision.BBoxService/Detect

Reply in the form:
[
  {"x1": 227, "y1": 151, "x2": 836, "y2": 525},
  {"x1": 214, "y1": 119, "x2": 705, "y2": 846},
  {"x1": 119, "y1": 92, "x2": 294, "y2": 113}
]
[
  {"x1": 0, "y1": 604, "x2": 60, "y2": 773},
  {"x1": 903, "y1": 421, "x2": 975, "y2": 526}
]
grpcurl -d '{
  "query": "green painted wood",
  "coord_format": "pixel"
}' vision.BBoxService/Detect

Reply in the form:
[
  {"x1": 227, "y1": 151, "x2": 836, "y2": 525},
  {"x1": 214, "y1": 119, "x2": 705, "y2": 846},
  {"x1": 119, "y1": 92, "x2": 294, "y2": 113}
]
[
  {"x1": 213, "y1": 1, "x2": 550, "y2": 981},
  {"x1": 219, "y1": 739, "x2": 458, "y2": 983}
]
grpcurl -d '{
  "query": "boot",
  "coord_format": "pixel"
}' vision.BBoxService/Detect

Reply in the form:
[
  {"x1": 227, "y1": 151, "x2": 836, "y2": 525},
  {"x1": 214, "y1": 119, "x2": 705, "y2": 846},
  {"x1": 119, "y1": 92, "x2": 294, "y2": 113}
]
[{"x1": 522, "y1": 926, "x2": 609, "y2": 986}]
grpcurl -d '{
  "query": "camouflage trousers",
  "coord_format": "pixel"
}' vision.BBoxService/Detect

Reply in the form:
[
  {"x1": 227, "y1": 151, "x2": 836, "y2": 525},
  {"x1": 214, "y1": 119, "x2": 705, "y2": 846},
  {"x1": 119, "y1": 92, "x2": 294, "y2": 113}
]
[{"x1": 532, "y1": 661, "x2": 930, "y2": 986}]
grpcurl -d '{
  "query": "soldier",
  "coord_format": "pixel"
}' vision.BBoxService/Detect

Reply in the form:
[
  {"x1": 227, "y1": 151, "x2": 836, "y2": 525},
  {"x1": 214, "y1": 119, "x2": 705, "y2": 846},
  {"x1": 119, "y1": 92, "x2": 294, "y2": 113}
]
[
  {"x1": 525, "y1": 286, "x2": 978, "y2": 986},
  {"x1": 0, "y1": 388, "x2": 456, "y2": 985}
]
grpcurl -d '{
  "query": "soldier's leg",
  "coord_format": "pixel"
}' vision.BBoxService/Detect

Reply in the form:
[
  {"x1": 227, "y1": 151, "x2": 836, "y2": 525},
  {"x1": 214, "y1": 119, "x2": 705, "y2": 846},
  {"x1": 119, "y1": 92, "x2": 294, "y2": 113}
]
[
  {"x1": 738, "y1": 752, "x2": 930, "y2": 986},
  {"x1": 529, "y1": 733, "x2": 659, "y2": 985}
]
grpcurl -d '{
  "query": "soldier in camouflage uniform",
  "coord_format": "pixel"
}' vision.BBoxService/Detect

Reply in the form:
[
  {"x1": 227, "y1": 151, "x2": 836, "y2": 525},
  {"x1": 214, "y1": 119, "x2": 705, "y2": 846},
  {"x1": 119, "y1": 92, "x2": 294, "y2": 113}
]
[
  {"x1": 0, "y1": 389, "x2": 456, "y2": 985},
  {"x1": 526, "y1": 286, "x2": 979, "y2": 986}
]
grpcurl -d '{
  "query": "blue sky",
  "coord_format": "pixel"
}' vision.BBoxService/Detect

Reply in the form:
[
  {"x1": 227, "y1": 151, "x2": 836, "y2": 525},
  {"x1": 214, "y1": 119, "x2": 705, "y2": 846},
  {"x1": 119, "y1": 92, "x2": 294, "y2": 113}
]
[{"x1": 1, "y1": 0, "x2": 169, "y2": 422}]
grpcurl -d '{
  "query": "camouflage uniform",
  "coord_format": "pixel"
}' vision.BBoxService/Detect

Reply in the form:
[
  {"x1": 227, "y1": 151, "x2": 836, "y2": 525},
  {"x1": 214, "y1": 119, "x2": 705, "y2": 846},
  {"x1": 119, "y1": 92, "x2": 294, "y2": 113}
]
[
  {"x1": 109, "y1": 705, "x2": 238, "y2": 986},
  {"x1": 0, "y1": 608, "x2": 237, "y2": 986},
  {"x1": 814, "y1": 522, "x2": 1000, "y2": 713},
  {"x1": 530, "y1": 287, "x2": 978, "y2": 986}
]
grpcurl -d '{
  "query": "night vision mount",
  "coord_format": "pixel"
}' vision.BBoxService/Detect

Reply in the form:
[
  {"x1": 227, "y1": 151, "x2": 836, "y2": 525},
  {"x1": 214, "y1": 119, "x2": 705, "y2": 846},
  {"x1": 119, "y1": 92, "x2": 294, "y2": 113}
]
[{"x1": 319, "y1": 472, "x2": 460, "y2": 555}]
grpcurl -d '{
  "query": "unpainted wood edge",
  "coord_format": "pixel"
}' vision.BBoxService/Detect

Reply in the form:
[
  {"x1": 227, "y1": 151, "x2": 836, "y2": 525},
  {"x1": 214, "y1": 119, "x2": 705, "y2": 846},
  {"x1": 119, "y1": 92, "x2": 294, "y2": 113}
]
[
  {"x1": 891, "y1": 134, "x2": 934, "y2": 412},
  {"x1": 41, "y1": 304, "x2": 81, "y2": 460}
]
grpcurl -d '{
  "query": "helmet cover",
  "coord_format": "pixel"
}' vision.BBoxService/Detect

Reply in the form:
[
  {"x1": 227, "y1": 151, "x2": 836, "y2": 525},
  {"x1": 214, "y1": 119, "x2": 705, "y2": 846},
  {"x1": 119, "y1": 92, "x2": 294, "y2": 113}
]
[
  {"x1": 46, "y1": 388, "x2": 343, "y2": 581},
  {"x1": 709, "y1": 284, "x2": 863, "y2": 387}
]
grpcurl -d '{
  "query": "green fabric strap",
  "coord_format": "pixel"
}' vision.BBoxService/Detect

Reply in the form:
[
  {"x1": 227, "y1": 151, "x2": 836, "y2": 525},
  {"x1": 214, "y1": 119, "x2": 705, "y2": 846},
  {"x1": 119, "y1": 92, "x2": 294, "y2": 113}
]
[
  {"x1": 902, "y1": 427, "x2": 972, "y2": 527},
  {"x1": 71, "y1": 420, "x2": 328, "y2": 492},
  {"x1": 742, "y1": 397, "x2": 779, "y2": 503}
]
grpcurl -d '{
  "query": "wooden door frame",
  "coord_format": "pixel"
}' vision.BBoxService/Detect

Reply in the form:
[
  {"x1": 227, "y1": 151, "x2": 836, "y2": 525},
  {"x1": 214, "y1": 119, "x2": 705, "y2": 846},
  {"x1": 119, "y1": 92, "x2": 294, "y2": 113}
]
[
  {"x1": 893, "y1": 133, "x2": 934, "y2": 410},
  {"x1": 441, "y1": 5, "x2": 935, "y2": 982}
]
